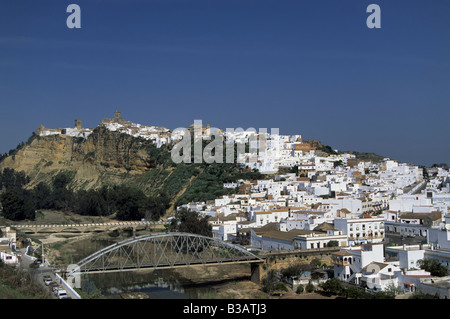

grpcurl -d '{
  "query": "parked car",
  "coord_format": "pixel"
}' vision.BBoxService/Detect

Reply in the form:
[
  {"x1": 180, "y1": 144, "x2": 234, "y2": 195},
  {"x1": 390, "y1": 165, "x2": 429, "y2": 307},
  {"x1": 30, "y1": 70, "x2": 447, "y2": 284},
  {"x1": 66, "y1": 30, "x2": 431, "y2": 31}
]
[
  {"x1": 43, "y1": 275, "x2": 52, "y2": 282},
  {"x1": 48, "y1": 282, "x2": 58, "y2": 291},
  {"x1": 44, "y1": 278, "x2": 54, "y2": 286},
  {"x1": 54, "y1": 289, "x2": 68, "y2": 299}
]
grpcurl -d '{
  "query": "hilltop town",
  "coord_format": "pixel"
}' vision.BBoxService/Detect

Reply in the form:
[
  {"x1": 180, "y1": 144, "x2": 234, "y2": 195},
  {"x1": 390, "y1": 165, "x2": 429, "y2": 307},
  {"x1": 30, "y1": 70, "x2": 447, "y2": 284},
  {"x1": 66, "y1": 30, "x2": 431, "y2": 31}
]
[
  {"x1": 1, "y1": 110, "x2": 450, "y2": 298},
  {"x1": 35, "y1": 110, "x2": 180, "y2": 148},
  {"x1": 178, "y1": 154, "x2": 450, "y2": 296}
]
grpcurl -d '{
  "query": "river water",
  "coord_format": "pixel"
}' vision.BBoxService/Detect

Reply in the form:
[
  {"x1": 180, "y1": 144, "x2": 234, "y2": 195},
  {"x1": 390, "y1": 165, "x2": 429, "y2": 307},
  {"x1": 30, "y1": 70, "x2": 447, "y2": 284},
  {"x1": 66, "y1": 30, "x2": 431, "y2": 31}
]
[{"x1": 81, "y1": 268, "x2": 221, "y2": 299}]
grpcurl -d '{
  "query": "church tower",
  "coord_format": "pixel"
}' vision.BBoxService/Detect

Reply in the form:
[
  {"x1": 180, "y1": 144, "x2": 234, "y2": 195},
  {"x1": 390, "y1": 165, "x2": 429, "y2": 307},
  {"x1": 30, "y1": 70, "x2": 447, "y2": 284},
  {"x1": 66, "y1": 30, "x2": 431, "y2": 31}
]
[{"x1": 114, "y1": 109, "x2": 122, "y2": 122}]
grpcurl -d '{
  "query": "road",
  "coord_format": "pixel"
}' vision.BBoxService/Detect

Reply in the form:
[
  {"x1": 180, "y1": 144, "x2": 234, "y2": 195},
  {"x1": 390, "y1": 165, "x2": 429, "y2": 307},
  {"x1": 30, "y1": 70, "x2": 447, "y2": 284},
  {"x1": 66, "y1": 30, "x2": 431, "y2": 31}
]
[{"x1": 19, "y1": 247, "x2": 78, "y2": 299}]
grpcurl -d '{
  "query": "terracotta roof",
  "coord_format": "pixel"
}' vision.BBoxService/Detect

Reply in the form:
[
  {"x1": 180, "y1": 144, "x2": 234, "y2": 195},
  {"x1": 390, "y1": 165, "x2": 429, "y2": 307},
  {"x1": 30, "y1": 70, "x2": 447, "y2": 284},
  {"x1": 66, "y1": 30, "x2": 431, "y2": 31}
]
[
  {"x1": 316, "y1": 222, "x2": 337, "y2": 231},
  {"x1": 259, "y1": 229, "x2": 314, "y2": 242},
  {"x1": 399, "y1": 211, "x2": 441, "y2": 221}
]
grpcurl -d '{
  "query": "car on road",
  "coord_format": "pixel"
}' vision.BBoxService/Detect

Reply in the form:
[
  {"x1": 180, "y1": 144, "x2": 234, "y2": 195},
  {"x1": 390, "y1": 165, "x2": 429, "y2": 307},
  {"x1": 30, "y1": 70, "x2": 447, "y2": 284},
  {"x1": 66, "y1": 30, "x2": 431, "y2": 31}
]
[
  {"x1": 44, "y1": 278, "x2": 54, "y2": 285},
  {"x1": 43, "y1": 276, "x2": 53, "y2": 285},
  {"x1": 48, "y1": 281, "x2": 59, "y2": 291},
  {"x1": 54, "y1": 289, "x2": 68, "y2": 299}
]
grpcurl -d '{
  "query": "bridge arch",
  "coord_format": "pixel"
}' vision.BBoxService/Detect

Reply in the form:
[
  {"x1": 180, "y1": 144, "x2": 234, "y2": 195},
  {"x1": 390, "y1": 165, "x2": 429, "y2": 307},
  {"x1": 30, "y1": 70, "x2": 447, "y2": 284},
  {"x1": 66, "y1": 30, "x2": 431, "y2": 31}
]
[{"x1": 68, "y1": 232, "x2": 262, "y2": 275}]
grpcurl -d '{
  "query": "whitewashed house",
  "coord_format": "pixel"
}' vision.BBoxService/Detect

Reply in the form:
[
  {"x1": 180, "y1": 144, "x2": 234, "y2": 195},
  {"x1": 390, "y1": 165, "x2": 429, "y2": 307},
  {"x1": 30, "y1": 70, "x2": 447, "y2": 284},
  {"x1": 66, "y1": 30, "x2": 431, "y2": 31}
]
[
  {"x1": 334, "y1": 216, "x2": 385, "y2": 245},
  {"x1": 360, "y1": 262, "x2": 401, "y2": 291},
  {"x1": 332, "y1": 243, "x2": 384, "y2": 285}
]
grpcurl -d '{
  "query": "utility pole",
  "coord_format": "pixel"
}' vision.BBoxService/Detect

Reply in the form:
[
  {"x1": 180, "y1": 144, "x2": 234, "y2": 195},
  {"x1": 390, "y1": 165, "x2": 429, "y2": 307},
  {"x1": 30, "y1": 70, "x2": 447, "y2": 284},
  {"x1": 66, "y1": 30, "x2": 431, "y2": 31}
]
[{"x1": 41, "y1": 242, "x2": 44, "y2": 266}]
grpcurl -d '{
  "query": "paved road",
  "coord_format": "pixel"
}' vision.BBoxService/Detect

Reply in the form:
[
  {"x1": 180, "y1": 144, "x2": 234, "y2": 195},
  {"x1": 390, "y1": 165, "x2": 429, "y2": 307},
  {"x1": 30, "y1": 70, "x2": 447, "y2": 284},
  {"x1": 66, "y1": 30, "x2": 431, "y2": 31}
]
[{"x1": 19, "y1": 247, "x2": 77, "y2": 299}]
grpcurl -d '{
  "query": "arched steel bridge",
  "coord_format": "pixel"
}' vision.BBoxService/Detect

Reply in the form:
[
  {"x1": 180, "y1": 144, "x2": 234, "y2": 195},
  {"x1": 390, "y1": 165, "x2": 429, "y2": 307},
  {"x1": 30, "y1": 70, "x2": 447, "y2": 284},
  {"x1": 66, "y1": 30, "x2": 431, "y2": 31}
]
[{"x1": 68, "y1": 232, "x2": 263, "y2": 275}]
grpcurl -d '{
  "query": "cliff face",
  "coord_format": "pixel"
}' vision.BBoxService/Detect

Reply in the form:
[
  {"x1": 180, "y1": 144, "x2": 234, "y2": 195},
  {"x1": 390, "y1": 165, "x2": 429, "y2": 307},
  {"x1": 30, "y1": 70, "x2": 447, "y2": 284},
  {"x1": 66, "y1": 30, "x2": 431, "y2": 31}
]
[{"x1": 0, "y1": 127, "x2": 165, "y2": 190}]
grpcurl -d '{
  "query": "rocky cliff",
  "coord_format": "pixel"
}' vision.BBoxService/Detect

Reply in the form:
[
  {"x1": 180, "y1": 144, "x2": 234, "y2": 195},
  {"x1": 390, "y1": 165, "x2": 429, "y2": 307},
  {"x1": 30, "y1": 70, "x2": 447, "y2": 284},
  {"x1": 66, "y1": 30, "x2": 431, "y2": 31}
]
[{"x1": 0, "y1": 126, "x2": 171, "y2": 191}]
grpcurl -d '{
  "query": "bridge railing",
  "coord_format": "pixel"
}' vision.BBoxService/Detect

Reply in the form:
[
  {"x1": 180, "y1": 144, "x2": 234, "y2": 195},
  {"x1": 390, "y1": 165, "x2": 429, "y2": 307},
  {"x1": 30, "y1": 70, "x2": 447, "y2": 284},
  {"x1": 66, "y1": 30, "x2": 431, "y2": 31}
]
[{"x1": 68, "y1": 232, "x2": 263, "y2": 276}]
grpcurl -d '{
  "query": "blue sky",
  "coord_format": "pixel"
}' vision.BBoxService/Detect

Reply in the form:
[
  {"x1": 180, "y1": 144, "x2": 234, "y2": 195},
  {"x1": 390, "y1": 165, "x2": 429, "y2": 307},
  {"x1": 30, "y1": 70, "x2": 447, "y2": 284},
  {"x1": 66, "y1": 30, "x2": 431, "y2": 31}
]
[{"x1": 0, "y1": 0, "x2": 449, "y2": 166}]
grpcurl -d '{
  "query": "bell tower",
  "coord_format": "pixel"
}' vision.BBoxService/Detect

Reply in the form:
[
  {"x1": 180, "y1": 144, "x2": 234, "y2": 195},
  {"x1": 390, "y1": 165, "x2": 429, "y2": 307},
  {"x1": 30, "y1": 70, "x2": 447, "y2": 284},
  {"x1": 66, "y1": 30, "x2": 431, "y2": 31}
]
[{"x1": 114, "y1": 109, "x2": 122, "y2": 122}]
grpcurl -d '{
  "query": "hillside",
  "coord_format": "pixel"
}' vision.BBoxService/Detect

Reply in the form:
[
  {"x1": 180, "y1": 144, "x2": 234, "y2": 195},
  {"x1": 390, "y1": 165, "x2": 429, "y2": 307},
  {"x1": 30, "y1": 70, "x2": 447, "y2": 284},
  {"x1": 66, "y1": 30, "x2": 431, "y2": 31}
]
[
  {"x1": 304, "y1": 139, "x2": 387, "y2": 163},
  {"x1": 0, "y1": 126, "x2": 171, "y2": 191},
  {"x1": 0, "y1": 126, "x2": 262, "y2": 212}
]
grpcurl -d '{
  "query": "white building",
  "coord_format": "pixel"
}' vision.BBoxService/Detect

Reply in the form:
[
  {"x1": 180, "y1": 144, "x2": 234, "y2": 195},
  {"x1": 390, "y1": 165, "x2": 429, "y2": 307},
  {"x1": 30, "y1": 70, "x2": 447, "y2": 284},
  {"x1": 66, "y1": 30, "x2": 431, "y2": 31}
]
[
  {"x1": 0, "y1": 251, "x2": 19, "y2": 265},
  {"x1": 209, "y1": 213, "x2": 247, "y2": 242},
  {"x1": 293, "y1": 229, "x2": 347, "y2": 250},
  {"x1": 361, "y1": 262, "x2": 401, "y2": 291},
  {"x1": 385, "y1": 244, "x2": 429, "y2": 270},
  {"x1": 332, "y1": 243, "x2": 385, "y2": 285},
  {"x1": 251, "y1": 208, "x2": 291, "y2": 227},
  {"x1": 384, "y1": 211, "x2": 442, "y2": 237},
  {"x1": 334, "y1": 216, "x2": 385, "y2": 245}
]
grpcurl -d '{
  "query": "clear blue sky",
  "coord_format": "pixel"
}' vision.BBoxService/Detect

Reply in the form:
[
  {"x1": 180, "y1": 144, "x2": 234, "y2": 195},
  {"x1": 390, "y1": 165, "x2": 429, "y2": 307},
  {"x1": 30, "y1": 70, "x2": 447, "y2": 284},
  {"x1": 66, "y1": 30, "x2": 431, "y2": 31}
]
[{"x1": 0, "y1": 0, "x2": 449, "y2": 166}]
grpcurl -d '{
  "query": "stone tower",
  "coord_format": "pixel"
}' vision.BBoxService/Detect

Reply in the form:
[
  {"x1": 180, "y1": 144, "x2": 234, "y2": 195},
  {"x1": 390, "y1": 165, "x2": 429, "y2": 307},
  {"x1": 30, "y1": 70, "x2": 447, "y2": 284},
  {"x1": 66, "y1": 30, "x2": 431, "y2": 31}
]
[
  {"x1": 114, "y1": 110, "x2": 122, "y2": 122},
  {"x1": 75, "y1": 119, "x2": 81, "y2": 130}
]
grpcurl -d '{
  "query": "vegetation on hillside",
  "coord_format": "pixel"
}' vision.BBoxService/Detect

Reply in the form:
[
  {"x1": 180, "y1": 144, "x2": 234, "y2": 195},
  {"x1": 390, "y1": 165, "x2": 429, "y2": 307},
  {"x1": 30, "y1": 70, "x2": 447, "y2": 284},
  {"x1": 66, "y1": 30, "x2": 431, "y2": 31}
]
[
  {"x1": 167, "y1": 207, "x2": 212, "y2": 237},
  {"x1": 0, "y1": 262, "x2": 50, "y2": 299}
]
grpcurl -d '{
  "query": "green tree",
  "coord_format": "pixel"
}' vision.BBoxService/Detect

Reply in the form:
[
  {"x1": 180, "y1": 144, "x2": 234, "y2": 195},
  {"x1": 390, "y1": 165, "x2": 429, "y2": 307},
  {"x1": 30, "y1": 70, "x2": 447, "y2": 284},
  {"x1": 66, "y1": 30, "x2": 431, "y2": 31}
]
[
  {"x1": 333, "y1": 160, "x2": 343, "y2": 168},
  {"x1": 75, "y1": 189, "x2": 103, "y2": 216},
  {"x1": 141, "y1": 193, "x2": 171, "y2": 221},
  {"x1": 52, "y1": 171, "x2": 72, "y2": 189},
  {"x1": 113, "y1": 185, "x2": 147, "y2": 220},
  {"x1": 33, "y1": 182, "x2": 52, "y2": 209},
  {"x1": 326, "y1": 240, "x2": 339, "y2": 247},
  {"x1": 305, "y1": 282, "x2": 315, "y2": 293},
  {"x1": 168, "y1": 208, "x2": 212, "y2": 237},
  {"x1": 0, "y1": 189, "x2": 35, "y2": 221},
  {"x1": 281, "y1": 262, "x2": 311, "y2": 278},
  {"x1": 261, "y1": 270, "x2": 287, "y2": 295},
  {"x1": 418, "y1": 258, "x2": 449, "y2": 277},
  {"x1": 0, "y1": 168, "x2": 30, "y2": 190},
  {"x1": 50, "y1": 172, "x2": 74, "y2": 210},
  {"x1": 320, "y1": 278, "x2": 344, "y2": 296},
  {"x1": 295, "y1": 284, "x2": 304, "y2": 294}
]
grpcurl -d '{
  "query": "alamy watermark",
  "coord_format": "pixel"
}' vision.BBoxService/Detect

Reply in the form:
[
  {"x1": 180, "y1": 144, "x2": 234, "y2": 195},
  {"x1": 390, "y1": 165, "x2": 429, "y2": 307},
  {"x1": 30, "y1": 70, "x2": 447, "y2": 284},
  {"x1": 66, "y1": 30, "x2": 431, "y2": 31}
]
[
  {"x1": 65, "y1": 4, "x2": 380, "y2": 29},
  {"x1": 170, "y1": 120, "x2": 280, "y2": 167}
]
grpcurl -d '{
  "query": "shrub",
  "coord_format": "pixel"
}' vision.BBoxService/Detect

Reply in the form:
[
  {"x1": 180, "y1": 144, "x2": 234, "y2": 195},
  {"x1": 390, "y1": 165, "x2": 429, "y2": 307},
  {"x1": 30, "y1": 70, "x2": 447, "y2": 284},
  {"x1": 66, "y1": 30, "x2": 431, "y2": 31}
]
[
  {"x1": 296, "y1": 285, "x2": 304, "y2": 294},
  {"x1": 305, "y1": 282, "x2": 315, "y2": 293},
  {"x1": 320, "y1": 278, "x2": 344, "y2": 296}
]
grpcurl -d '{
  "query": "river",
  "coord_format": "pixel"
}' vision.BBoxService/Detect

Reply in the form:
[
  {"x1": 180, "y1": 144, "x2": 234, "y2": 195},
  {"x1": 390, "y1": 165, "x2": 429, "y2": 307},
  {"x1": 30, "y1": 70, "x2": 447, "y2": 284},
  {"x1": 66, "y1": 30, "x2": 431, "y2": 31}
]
[{"x1": 80, "y1": 267, "x2": 221, "y2": 298}]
